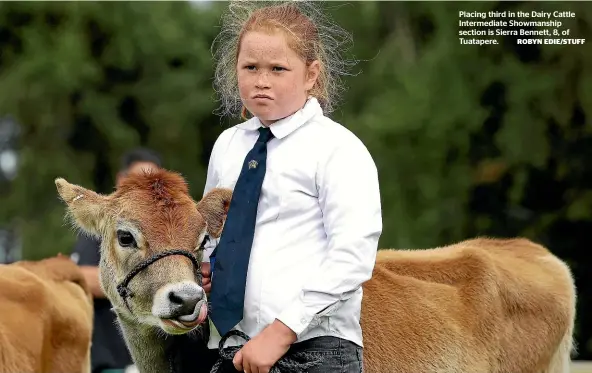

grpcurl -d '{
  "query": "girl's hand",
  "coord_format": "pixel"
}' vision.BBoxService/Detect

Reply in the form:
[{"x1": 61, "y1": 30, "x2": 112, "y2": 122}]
[
  {"x1": 200, "y1": 262, "x2": 211, "y2": 293},
  {"x1": 233, "y1": 320, "x2": 297, "y2": 373}
]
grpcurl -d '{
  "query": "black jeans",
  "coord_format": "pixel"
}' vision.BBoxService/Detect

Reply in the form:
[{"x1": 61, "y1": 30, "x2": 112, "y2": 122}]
[{"x1": 202, "y1": 336, "x2": 363, "y2": 373}]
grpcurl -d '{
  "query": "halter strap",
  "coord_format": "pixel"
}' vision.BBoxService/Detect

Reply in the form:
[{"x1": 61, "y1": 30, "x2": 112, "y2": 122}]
[{"x1": 116, "y1": 250, "x2": 202, "y2": 313}]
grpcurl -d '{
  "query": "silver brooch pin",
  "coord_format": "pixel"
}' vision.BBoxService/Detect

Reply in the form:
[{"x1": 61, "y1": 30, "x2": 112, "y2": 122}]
[{"x1": 248, "y1": 160, "x2": 258, "y2": 169}]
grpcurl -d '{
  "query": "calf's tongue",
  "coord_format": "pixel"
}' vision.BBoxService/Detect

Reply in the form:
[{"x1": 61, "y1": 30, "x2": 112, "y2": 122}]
[
  {"x1": 196, "y1": 303, "x2": 208, "y2": 324},
  {"x1": 178, "y1": 302, "x2": 208, "y2": 326}
]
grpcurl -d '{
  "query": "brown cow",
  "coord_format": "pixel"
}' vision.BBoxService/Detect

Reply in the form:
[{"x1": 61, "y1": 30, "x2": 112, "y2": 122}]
[
  {"x1": 0, "y1": 255, "x2": 94, "y2": 373},
  {"x1": 54, "y1": 168, "x2": 576, "y2": 373},
  {"x1": 361, "y1": 237, "x2": 576, "y2": 373}
]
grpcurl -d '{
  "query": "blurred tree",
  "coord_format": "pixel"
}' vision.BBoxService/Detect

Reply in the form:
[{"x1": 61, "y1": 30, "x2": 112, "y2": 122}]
[
  {"x1": 0, "y1": 1, "x2": 223, "y2": 260},
  {"x1": 328, "y1": 1, "x2": 591, "y2": 357}
]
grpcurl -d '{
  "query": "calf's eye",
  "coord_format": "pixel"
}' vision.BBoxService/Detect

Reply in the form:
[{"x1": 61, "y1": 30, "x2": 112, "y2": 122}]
[{"x1": 117, "y1": 230, "x2": 136, "y2": 248}]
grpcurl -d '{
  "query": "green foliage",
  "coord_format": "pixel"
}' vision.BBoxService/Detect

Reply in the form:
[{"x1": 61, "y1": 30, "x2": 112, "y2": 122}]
[
  {"x1": 0, "y1": 1, "x2": 223, "y2": 259},
  {"x1": 328, "y1": 2, "x2": 592, "y2": 250}
]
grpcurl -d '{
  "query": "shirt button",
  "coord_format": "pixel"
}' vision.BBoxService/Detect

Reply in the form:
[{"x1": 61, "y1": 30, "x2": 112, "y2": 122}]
[{"x1": 301, "y1": 318, "x2": 307, "y2": 324}]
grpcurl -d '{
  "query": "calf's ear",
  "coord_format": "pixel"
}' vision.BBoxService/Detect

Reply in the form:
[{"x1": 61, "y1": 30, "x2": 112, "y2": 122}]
[
  {"x1": 55, "y1": 178, "x2": 111, "y2": 239},
  {"x1": 196, "y1": 188, "x2": 232, "y2": 238}
]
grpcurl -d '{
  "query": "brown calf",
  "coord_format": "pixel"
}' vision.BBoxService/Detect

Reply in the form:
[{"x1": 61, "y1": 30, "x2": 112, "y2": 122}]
[
  {"x1": 362, "y1": 237, "x2": 576, "y2": 373},
  {"x1": 0, "y1": 255, "x2": 94, "y2": 373}
]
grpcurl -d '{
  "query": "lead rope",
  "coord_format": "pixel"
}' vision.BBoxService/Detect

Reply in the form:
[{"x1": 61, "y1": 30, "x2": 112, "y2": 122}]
[
  {"x1": 113, "y1": 249, "x2": 205, "y2": 373},
  {"x1": 116, "y1": 249, "x2": 203, "y2": 313},
  {"x1": 209, "y1": 330, "x2": 323, "y2": 373}
]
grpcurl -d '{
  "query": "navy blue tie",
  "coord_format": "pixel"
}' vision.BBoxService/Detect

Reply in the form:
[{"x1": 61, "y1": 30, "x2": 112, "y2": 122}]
[{"x1": 209, "y1": 126, "x2": 274, "y2": 336}]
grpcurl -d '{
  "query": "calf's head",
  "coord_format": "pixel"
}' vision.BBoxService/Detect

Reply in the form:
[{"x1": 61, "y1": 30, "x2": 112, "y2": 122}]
[{"x1": 55, "y1": 169, "x2": 231, "y2": 335}]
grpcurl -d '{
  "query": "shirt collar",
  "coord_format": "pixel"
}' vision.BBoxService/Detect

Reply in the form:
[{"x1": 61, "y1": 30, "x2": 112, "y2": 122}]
[{"x1": 236, "y1": 97, "x2": 322, "y2": 139}]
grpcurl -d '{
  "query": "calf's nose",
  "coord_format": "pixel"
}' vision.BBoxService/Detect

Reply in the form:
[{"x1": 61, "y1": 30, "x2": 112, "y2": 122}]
[
  {"x1": 152, "y1": 281, "x2": 207, "y2": 322},
  {"x1": 168, "y1": 285, "x2": 203, "y2": 317}
]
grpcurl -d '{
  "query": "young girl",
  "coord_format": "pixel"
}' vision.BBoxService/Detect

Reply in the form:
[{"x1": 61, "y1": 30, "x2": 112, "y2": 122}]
[{"x1": 202, "y1": 2, "x2": 382, "y2": 372}]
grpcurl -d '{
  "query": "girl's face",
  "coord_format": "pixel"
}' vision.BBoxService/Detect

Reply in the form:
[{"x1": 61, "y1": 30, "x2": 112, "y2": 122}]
[{"x1": 237, "y1": 30, "x2": 320, "y2": 126}]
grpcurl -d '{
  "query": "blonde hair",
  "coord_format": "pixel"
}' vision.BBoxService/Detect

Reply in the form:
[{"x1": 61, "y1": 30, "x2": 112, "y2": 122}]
[{"x1": 211, "y1": 1, "x2": 357, "y2": 119}]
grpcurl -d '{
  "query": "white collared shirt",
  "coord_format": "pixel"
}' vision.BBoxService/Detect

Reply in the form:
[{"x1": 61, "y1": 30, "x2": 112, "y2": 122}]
[{"x1": 203, "y1": 97, "x2": 382, "y2": 349}]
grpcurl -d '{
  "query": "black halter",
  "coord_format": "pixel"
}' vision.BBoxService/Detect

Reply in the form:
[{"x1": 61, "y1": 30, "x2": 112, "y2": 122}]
[{"x1": 116, "y1": 249, "x2": 202, "y2": 313}]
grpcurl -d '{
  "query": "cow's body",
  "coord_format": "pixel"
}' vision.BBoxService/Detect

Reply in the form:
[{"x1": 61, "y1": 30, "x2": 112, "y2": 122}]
[
  {"x1": 0, "y1": 255, "x2": 94, "y2": 373},
  {"x1": 361, "y1": 237, "x2": 576, "y2": 373},
  {"x1": 54, "y1": 172, "x2": 576, "y2": 373}
]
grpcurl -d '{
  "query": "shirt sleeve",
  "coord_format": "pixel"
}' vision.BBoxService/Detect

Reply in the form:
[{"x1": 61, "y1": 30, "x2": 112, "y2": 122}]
[
  {"x1": 201, "y1": 129, "x2": 230, "y2": 261},
  {"x1": 276, "y1": 138, "x2": 383, "y2": 336},
  {"x1": 203, "y1": 138, "x2": 221, "y2": 199}
]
